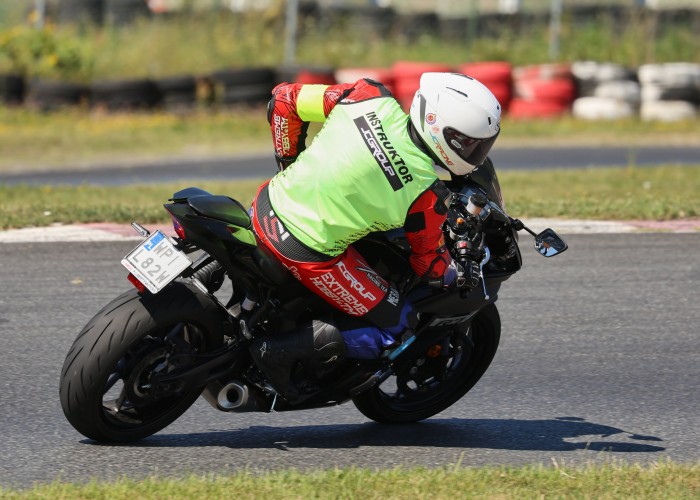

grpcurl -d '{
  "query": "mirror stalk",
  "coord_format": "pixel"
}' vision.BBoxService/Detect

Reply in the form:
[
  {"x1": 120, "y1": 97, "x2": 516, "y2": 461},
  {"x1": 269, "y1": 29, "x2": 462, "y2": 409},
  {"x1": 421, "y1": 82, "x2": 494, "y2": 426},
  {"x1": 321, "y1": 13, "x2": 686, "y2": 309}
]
[
  {"x1": 509, "y1": 217, "x2": 568, "y2": 258},
  {"x1": 510, "y1": 218, "x2": 538, "y2": 238}
]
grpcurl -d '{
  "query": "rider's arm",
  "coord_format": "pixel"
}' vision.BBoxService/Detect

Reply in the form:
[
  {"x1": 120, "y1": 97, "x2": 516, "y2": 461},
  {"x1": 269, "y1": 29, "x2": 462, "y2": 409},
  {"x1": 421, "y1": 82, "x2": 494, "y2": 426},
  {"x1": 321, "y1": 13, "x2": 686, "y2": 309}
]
[
  {"x1": 404, "y1": 181, "x2": 455, "y2": 286},
  {"x1": 267, "y1": 78, "x2": 391, "y2": 170}
]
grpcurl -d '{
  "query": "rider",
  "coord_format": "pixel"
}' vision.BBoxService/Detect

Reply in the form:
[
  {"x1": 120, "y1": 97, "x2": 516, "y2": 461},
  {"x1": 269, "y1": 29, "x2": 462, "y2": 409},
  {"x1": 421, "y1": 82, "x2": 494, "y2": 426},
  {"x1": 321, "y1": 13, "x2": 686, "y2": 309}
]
[{"x1": 249, "y1": 72, "x2": 502, "y2": 398}]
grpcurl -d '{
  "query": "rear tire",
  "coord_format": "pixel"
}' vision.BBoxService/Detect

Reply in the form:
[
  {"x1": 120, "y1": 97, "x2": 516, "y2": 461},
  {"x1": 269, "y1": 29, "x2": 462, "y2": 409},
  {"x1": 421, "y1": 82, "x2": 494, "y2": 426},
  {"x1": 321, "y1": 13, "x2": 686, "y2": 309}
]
[
  {"x1": 352, "y1": 304, "x2": 500, "y2": 423},
  {"x1": 59, "y1": 282, "x2": 226, "y2": 442}
]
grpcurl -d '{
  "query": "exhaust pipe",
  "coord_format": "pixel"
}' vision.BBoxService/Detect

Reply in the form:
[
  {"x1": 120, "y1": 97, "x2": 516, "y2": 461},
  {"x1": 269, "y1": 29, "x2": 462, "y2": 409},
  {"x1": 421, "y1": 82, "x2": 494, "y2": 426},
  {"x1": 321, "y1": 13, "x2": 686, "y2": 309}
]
[
  {"x1": 204, "y1": 381, "x2": 265, "y2": 412},
  {"x1": 217, "y1": 382, "x2": 249, "y2": 410}
]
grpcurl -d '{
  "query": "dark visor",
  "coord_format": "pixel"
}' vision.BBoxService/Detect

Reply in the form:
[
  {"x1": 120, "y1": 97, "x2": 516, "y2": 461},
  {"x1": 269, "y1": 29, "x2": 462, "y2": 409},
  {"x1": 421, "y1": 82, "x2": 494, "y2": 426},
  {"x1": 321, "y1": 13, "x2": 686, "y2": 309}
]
[{"x1": 443, "y1": 127, "x2": 499, "y2": 167}]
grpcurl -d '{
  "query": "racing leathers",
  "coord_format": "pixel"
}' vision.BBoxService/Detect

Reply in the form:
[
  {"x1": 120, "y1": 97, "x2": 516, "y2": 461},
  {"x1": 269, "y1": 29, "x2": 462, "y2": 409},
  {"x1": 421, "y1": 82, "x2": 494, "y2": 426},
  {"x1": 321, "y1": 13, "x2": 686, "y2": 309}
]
[{"x1": 251, "y1": 78, "x2": 457, "y2": 360}]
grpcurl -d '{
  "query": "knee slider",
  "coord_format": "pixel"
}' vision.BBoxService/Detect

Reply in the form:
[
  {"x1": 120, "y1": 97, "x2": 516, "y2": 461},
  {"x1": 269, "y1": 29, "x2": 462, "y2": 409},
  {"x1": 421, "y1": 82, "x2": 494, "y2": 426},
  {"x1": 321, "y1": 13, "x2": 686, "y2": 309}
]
[{"x1": 311, "y1": 319, "x2": 347, "y2": 358}]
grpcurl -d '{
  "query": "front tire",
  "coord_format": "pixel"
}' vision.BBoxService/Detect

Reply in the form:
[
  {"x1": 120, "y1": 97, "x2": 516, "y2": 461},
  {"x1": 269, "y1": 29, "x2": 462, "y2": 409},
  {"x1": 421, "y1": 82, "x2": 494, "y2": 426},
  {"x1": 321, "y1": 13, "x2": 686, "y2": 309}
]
[
  {"x1": 352, "y1": 303, "x2": 500, "y2": 423},
  {"x1": 59, "y1": 282, "x2": 227, "y2": 443}
]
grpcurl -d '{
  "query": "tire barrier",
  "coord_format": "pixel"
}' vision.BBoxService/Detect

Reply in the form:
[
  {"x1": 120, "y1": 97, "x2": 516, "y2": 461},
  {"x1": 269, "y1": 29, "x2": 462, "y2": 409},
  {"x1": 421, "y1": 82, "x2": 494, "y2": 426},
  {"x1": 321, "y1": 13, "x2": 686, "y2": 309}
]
[
  {"x1": 275, "y1": 66, "x2": 337, "y2": 85},
  {"x1": 571, "y1": 61, "x2": 636, "y2": 97},
  {"x1": 154, "y1": 75, "x2": 198, "y2": 111},
  {"x1": 91, "y1": 79, "x2": 162, "y2": 111},
  {"x1": 209, "y1": 68, "x2": 275, "y2": 106},
  {"x1": 571, "y1": 61, "x2": 640, "y2": 120},
  {"x1": 640, "y1": 100, "x2": 698, "y2": 122},
  {"x1": 0, "y1": 74, "x2": 25, "y2": 105},
  {"x1": 638, "y1": 62, "x2": 700, "y2": 89},
  {"x1": 458, "y1": 61, "x2": 513, "y2": 111},
  {"x1": 508, "y1": 99, "x2": 571, "y2": 119},
  {"x1": 514, "y1": 63, "x2": 573, "y2": 81},
  {"x1": 510, "y1": 64, "x2": 576, "y2": 119},
  {"x1": 26, "y1": 80, "x2": 90, "y2": 110},
  {"x1": 391, "y1": 60, "x2": 452, "y2": 111},
  {"x1": 638, "y1": 63, "x2": 700, "y2": 122},
  {"x1": 572, "y1": 97, "x2": 636, "y2": 121},
  {"x1": 334, "y1": 67, "x2": 396, "y2": 95},
  {"x1": 5, "y1": 61, "x2": 700, "y2": 121}
]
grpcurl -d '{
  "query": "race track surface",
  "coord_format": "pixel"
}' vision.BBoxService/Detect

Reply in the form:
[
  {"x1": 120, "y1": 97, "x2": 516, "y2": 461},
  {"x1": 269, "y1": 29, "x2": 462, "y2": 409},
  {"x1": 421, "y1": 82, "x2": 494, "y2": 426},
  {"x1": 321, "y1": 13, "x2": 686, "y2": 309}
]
[{"x1": 0, "y1": 233, "x2": 698, "y2": 488}]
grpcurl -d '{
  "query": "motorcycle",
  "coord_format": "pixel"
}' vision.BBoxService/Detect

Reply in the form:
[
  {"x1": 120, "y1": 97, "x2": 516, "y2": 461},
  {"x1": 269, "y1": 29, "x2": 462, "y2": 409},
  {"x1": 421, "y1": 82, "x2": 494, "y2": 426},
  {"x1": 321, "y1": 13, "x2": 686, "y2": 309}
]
[{"x1": 59, "y1": 157, "x2": 567, "y2": 443}]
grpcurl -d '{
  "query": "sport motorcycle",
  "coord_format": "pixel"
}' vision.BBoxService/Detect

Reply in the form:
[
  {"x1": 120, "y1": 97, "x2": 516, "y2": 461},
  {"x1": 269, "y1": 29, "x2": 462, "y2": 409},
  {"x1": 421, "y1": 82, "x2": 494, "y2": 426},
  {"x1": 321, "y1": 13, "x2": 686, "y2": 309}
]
[{"x1": 59, "y1": 157, "x2": 567, "y2": 442}]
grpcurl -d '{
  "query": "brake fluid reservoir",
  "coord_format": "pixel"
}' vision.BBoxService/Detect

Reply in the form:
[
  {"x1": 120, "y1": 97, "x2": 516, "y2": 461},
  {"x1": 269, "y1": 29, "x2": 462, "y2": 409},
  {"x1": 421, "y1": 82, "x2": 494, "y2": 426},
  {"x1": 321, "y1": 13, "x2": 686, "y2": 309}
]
[{"x1": 466, "y1": 193, "x2": 487, "y2": 215}]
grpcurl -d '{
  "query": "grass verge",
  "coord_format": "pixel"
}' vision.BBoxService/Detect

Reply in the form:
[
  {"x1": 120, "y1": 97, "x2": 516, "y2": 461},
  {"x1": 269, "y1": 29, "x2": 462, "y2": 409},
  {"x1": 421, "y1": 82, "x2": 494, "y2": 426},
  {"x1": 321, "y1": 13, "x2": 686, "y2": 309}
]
[
  {"x1": 0, "y1": 107, "x2": 272, "y2": 172},
  {"x1": 1, "y1": 462, "x2": 698, "y2": 499},
  {"x1": 1, "y1": 106, "x2": 699, "y2": 172},
  {"x1": 0, "y1": 165, "x2": 698, "y2": 230}
]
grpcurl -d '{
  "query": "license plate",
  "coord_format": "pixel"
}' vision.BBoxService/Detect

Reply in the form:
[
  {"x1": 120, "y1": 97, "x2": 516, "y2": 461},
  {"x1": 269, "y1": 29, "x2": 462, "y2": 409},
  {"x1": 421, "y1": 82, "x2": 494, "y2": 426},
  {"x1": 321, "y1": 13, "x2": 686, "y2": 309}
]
[{"x1": 121, "y1": 231, "x2": 192, "y2": 293}]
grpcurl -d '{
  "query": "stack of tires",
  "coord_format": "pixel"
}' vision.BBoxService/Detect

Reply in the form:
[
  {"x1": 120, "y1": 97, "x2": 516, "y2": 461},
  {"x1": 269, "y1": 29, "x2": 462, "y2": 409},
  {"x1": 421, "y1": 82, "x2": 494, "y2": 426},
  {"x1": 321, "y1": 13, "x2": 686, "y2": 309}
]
[
  {"x1": 638, "y1": 63, "x2": 700, "y2": 122},
  {"x1": 91, "y1": 79, "x2": 162, "y2": 111},
  {"x1": 391, "y1": 61, "x2": 453, "y2": 111},
  {"x1": 509, "y1": 64, "x2": 576, "y2": 119},
  {"x1": 0, "y1": 75, "x2": 25, "y2": 105},
  {"x1": 275, "y1": 66, "x2": 337, "y2": 85},
  {"x1": 334, "y1": 67, "x2": 395, "y2": 95},
  {"x1": 571, "y1": 61, "x2": 639, "y2": 120},
  {"x1": 26, "y1": 80, "x2": 90, "y2": 110},
  {"x1": 209, "y1": 68, "x2": 276, "y2": 107},
  {"x1": 154, "y1": 75, "x2": 200, "y2": 111},
  {"x1": 458, "y1": 62, "x2": 513, "y2": 111}
]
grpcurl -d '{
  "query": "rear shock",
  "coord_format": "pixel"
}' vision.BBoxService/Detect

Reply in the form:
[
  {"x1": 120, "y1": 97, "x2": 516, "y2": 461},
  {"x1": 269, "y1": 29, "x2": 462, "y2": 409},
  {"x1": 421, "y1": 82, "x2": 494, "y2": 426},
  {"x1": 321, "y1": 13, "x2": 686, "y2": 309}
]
[{"x1": 192, "y1": 261, "x2": 225, "y2": 293}]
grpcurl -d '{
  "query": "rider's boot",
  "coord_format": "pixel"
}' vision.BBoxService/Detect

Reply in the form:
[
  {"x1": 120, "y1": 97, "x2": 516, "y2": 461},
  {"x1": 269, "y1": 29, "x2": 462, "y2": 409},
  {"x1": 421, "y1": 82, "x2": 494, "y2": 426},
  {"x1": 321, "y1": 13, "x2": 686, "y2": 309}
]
[{"x1": 250, "y1": 319, "x2": 346, "y2": 400}]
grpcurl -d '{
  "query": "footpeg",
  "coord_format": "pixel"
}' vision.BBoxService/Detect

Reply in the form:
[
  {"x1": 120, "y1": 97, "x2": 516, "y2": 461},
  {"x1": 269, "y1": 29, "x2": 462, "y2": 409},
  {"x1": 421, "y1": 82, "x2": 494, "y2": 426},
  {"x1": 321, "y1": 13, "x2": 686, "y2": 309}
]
[{"x1": 349, "y1": 367, "x2": 393, "y2": 396}]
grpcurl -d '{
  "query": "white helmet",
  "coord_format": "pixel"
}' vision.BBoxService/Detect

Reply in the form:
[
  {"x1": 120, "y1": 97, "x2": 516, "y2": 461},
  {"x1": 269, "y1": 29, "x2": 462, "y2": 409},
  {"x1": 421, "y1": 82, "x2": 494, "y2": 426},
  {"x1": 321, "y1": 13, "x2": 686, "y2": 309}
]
[{"x1": 409, "y1": 72, "x2": 501, "y2": 176}]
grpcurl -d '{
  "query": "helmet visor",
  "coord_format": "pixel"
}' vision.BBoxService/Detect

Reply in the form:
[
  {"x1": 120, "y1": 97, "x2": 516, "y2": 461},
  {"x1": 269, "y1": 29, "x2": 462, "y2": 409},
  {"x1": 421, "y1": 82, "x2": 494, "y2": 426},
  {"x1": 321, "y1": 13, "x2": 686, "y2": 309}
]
[{"x1": 443, "y1": 127, "x2": 499, "y2": 167}]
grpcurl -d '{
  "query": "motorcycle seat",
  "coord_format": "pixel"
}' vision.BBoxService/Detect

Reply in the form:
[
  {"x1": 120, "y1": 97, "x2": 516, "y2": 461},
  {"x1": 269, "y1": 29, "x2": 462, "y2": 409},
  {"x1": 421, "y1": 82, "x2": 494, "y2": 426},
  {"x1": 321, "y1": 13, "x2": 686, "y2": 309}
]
[{"x1": 187, "y1": 195, "x2": 252, "y2": 228}]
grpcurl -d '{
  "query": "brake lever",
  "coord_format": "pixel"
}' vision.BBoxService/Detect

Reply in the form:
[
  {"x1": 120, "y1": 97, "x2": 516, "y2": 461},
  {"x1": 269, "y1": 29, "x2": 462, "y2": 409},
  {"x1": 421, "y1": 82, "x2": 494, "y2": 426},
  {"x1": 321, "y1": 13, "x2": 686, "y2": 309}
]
[{"x1": 479, "y1": 246, "x2": 491, "y2": 300}]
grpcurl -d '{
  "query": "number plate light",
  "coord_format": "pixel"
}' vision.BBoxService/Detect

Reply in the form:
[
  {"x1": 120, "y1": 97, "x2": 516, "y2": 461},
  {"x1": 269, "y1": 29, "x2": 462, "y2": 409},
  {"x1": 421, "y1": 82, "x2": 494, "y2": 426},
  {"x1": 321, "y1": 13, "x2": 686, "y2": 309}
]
[{"x1": 127, "y1": 272, "x2": 147, "y2": 293}]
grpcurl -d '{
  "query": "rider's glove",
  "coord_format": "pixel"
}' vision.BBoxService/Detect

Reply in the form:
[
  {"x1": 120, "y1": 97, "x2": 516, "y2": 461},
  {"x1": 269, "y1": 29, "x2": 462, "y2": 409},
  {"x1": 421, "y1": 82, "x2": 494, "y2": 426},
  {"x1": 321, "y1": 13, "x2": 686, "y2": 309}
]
[
  {"x1": 275, "y1": 153, "x2": 297, "y2": 171},
  {"x1": 457, "y1": 259, "x2": 481, "y2": 290},
  {"x1": 443, "y1": 259, "x2": 480, "y2": 290}
]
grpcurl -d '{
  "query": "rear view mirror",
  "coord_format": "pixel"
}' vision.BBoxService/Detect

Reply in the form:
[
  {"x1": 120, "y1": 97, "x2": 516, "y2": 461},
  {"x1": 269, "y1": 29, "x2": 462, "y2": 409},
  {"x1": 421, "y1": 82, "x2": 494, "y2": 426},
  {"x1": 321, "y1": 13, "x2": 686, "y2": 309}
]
[{"x1": 534, "y1": 228, "x2": 568, "y2": 257}]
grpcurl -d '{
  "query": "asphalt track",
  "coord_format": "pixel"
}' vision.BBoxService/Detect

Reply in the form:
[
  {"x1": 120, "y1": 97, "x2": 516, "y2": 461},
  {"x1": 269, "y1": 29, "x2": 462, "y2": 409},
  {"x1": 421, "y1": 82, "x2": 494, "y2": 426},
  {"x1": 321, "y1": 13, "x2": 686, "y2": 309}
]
[
  {"x1": 2, "y1": 145, "x2": 700, "y2": 186},
  {"x1": 0, "y1": 233, "x2": 698, "y2": 488}
]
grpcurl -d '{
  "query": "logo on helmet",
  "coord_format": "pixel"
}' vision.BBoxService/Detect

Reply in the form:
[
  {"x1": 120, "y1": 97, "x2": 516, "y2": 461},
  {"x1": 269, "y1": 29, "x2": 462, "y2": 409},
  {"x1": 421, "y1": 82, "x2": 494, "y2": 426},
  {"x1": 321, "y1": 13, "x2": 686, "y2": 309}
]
[
  {"x1": 426, "y1": 113, "x2": 436, "y2": 125},
  {"x1": 429, "y1": 132, "x2": 454, "y2": 166}
]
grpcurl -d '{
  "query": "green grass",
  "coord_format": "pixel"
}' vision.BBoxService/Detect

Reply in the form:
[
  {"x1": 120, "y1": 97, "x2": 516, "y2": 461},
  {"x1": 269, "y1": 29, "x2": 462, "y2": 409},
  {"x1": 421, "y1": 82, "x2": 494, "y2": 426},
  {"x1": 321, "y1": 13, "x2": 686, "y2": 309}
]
[
  {"x1": 500, "y1": 165, "x2": 700, "y2": 221},
  {"x1": 1, "y1": 104, "x2": 699, "y2": 172},
  {"x1": 1, "y1": 166, "x2": 698, "y2": 230},
  {"x1": 0, "y1": 179, "x2": 261, "y2": 229},
  {"x1": 0, "y1": 106, "x2": 272, "y2": 171},
  {"x1": 2, "y1": 462, "x2": 698, "y2": 499},
  {"x1": 1, "y1": 6, "x2": 699, "y2": 81}
]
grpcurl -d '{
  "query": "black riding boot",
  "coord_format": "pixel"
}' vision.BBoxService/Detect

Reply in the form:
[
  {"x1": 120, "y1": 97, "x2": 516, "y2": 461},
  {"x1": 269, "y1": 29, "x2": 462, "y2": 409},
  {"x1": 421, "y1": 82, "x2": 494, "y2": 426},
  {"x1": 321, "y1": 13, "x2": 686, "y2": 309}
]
[{"x1": 250, "y1": 319, "x2": 346, "y2": 400}]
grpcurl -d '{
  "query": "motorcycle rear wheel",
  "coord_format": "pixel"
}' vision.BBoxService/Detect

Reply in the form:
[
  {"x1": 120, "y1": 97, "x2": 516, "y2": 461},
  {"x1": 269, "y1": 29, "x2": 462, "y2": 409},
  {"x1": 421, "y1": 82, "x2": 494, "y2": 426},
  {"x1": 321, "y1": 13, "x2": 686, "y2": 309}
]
[
  {"x1": 352, "y1": 303, "x2": 500, "y2": 423},
  {"x1": 59, "y1": 282, "x2": 226, "y2": 443}
]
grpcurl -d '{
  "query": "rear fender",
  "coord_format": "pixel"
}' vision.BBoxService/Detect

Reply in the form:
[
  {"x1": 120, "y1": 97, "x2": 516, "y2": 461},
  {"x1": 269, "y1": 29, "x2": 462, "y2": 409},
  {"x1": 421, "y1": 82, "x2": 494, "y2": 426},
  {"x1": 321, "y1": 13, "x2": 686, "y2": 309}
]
[{"x1": 165, "y1": 202, "x2": 270, "y2": 288}]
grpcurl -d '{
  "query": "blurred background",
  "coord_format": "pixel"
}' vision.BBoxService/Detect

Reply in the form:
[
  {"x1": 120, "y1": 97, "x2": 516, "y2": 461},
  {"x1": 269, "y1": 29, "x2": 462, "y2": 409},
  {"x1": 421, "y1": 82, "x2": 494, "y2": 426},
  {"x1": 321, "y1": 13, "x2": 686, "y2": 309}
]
[{"x1": 0, "y1": 0, "x2": 698, "y2": 120}]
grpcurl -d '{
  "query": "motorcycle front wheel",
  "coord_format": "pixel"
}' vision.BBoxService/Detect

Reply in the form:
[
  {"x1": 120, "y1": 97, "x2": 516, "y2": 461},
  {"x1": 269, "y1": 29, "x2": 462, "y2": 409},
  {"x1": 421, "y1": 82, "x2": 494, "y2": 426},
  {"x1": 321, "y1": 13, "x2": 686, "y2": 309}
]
[
  {"x1": 59, "y1": 282, "x2": 227, "y2": 443},
  {"x1": 352, "y1": 303, "x2": 500, "y2": 423}
]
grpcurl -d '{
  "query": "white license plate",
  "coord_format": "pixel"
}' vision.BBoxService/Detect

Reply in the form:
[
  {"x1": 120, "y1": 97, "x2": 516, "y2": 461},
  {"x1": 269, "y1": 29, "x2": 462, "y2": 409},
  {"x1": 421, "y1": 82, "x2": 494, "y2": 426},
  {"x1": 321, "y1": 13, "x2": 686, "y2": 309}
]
[{"x1": 121, "y1": 231, "x2": 192, "y2": 293}]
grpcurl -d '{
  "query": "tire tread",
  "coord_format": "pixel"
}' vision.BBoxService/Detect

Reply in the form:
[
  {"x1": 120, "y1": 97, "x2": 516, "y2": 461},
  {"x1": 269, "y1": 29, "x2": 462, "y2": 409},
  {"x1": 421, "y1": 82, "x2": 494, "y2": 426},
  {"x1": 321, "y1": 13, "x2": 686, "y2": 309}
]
[{"x1": 59, "y1": 283, "x2": 226, "y2": 442}]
